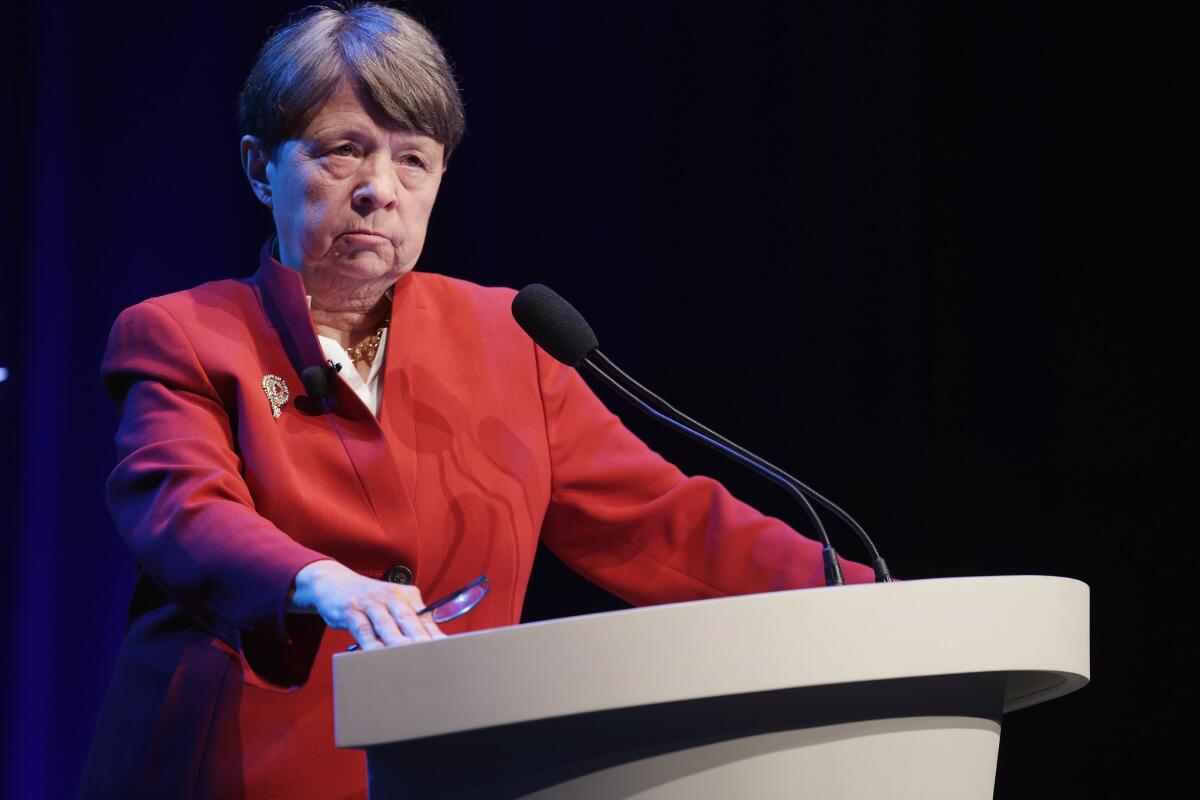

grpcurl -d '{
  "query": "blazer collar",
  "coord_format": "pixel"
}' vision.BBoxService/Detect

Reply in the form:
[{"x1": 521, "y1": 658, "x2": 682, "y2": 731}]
[
  {"x1": 250, "y1": 240, "x2": 422, "y2": 399},
  {"x1": 252, "y1": 240, "x2": 326, "y2": 379}
]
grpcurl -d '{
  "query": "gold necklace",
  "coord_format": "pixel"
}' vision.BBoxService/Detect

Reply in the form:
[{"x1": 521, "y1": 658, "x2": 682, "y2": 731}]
[{"x1": 345, "y1": 318, "x2": 389, "y2": 365}]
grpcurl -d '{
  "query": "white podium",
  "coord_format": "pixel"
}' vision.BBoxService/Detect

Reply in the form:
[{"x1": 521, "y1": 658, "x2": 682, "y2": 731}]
[{"x1": 333, "y1": 575, "x2": 1089, "y2": 799}]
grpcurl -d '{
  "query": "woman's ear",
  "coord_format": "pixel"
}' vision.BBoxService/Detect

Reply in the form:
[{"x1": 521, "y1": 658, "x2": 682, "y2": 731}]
[{"x1": 241, "y1": 135, "x2": 273, "y2": 208}]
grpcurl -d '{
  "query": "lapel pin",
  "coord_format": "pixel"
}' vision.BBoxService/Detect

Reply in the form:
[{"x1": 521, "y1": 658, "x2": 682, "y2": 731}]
[{"x1": 262, "y1": 374, "x2": 290, "y2": 419}]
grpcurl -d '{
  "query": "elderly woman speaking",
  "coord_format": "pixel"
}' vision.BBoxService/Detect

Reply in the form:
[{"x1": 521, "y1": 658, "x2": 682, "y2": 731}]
[{"x1": 80, "y1": 4, "x2": 873, "y2": 797}]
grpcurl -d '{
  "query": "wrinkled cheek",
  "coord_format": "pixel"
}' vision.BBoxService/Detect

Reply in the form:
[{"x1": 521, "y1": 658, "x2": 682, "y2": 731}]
[
  {"x1": 301, "y1": 203, "x2": 332, "y2": 252},
  {"x1": 399, "y1": 230, "x2": 428, "y2": 269},
  {"x1": 401, "y1": 203, "x2": 437, "y2": 266}
]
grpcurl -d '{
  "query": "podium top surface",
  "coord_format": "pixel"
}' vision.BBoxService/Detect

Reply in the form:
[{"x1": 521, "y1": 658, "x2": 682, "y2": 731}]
[{"x1": 333, "y1": 575, "x2": 1089, "y2": 748}]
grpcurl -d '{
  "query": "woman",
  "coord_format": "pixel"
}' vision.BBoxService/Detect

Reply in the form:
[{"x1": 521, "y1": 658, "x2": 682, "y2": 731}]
[{"x1": 80, "y1": 5, "x2": 874, "y2": 798}]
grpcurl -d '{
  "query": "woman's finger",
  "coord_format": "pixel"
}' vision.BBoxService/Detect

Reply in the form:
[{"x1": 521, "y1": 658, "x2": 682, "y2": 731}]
[
  {"x1": 386, "y1": 594, "x2": 433, "y2": 643},
  {"x1": 364, "y1": 601, "x2": 409, "y2": 647},
  {"x1": 345, "y1": 608, "x2": 385, "y2": 651},
  {"x1": 417, "y1": 610, "x2": 447, "y2": 639},
  {"x1": 386, "y1": 591, "x2": 446, "y2": 642},
  {"x1": 407, "y1": 591, "x2": 447, "y2": 639}
]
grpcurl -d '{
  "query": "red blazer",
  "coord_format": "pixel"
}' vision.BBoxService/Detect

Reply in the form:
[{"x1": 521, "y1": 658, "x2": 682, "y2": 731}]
[{"x1": 80, "y1": 245, "x2": 874, "y2": 798}]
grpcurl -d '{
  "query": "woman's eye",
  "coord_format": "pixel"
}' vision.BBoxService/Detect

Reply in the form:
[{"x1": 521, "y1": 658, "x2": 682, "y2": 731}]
[
  {"x1": 331, "y1": 144, "x2": 356, "y2": 157},
  {"x1": 399, "y1": 154, "x2": 426, "y2": 169}
]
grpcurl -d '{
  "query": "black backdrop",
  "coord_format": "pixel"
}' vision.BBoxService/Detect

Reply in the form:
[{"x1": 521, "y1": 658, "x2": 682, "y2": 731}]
[{"x1": 0, "y1": 1, "x2": 1182, "y2": 796}]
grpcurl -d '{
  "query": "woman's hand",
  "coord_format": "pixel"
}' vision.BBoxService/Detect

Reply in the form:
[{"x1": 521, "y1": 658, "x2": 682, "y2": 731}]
[{"x1": 289, "y1": 560, "x2": 446, "y2": 650}]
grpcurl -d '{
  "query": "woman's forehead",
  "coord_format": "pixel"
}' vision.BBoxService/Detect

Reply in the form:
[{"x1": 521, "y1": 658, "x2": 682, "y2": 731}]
[
  {"x1": 302, "y1": 83, "x2": 439, "y2": 148},
  {"x1": 304, "y1": 82, "x2": 384, "y2": 129}
]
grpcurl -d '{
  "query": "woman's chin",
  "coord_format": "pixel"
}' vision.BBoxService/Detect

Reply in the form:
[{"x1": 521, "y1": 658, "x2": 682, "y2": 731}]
[{"x1": 332, "y1": 249, "x2": 405, "y2": 280}]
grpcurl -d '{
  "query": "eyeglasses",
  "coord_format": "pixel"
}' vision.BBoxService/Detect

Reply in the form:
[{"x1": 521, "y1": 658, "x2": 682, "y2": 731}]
[
  {"x1": 419, "y1": 574, "x2": 490, "y2": 623},
  {"x1": 346, "y1": 575, "x2": 490, "y2": 651}
]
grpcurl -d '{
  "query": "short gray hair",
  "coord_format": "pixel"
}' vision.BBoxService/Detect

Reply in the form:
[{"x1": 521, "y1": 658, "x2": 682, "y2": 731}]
[{"x1": 239, "y1": 3, "x2": 465, "y2": 159}]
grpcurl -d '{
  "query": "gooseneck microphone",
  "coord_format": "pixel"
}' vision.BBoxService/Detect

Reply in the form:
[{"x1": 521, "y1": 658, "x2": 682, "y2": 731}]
[{"x1": 512, "y1": 283, "x2": 892, "y2": 585}]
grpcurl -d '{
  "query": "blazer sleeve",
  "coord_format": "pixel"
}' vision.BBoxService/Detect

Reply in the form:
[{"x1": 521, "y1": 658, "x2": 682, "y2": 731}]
[
  {"x1": 534, "y1": 345, "x2": 875, "y2": 604},
  {"x1": 101, "y1": 300, "x2": 330, "y2": 646}
]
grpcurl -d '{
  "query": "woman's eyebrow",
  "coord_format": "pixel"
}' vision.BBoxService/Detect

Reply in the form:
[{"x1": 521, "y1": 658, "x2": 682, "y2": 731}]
[
  {"x1": 389, "y1": 131, "x2": 437, "y2": 150},
  {"x1": 308, "y1": 126, "x2": 436, "y2": 153},
  {"x1": 309, "y1": 124, "x2": 374, "y2": 141}
]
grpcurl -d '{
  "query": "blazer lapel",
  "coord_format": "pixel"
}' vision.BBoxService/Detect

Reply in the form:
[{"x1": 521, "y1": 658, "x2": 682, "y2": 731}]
[
  {"x1": 379, "y1": 269, "x2": 423, "y2": 518},
  {"x1": 250, "y1": 244, "x2": 422, "y2": 571}
]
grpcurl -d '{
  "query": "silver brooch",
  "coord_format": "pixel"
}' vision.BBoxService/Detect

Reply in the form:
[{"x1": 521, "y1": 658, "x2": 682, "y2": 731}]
[{"x1": 262, "y1": 374, "x2": 290, "y2": 419}]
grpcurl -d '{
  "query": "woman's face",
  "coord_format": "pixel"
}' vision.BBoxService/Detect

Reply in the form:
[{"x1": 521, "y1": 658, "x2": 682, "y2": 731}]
[{"x1": 252, "y1": 81, "x2": 446, "y2": 285}]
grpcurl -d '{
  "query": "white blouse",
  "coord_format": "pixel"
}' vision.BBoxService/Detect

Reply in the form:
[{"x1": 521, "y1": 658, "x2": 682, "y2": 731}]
[{"x1": 308, "y1": 296, "x2": 388, "y2": 418}]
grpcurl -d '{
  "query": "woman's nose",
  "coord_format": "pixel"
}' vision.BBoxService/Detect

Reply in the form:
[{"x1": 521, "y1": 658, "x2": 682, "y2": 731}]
[{"x1": 351, "y1": 155, "x2": 399, "y2": 210}]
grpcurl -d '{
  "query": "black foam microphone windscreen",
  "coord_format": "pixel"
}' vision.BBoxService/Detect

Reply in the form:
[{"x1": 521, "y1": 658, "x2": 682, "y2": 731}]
[
  {"x1": 300, "y1": 364, "x2": 333, "y2": 401},
  {"x1": 512, "y1": 284, "x2": 599, "y2": 367}
]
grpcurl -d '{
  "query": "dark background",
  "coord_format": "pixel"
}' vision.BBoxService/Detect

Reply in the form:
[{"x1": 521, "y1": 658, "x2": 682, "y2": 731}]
[{"x1": 0, "y1": 1, "x2": 1182, "y2": 796}]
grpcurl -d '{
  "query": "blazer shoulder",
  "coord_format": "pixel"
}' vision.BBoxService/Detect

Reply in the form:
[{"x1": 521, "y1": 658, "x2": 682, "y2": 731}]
[
  {"x1": 414, "y1": 271, "x2": 518, "y2": 312},
  {"x1": 104, "y1": 277, "x2": 264, "y2": 382},
  {"x1": 133, "y1": 277, "x2": 256, "y2": 318},
  {"x1": 411, "y1": 273, "x2": 540, "y2": 370},
  {"x1": 110, "y1": 277, "x2": 261, "y2": 339}
]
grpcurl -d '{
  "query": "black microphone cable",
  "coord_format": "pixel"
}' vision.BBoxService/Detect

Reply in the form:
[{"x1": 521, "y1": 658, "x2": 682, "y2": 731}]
[
  {"x1": 512, "y1": 283, "x2": 890, "y2": 586},
  {"x1": 576, "y1": 352, "x2": 845, "y2": 586},
  {"x1": 587, "y1": 349, "x2": 891, "y2": 583}
]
